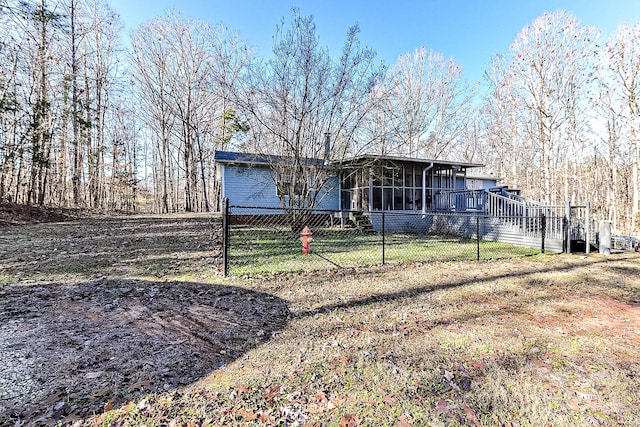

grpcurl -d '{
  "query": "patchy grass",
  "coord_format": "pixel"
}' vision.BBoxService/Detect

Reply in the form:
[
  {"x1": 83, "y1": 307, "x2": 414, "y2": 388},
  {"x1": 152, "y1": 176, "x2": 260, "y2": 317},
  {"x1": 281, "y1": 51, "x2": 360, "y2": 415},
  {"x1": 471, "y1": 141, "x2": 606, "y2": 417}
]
[
  {"x1": 100, "y1": 254, "x2": 638, "y2": 427},
  {"x1": 1, "y1": 214, "x2": 638, "y2": 426}
]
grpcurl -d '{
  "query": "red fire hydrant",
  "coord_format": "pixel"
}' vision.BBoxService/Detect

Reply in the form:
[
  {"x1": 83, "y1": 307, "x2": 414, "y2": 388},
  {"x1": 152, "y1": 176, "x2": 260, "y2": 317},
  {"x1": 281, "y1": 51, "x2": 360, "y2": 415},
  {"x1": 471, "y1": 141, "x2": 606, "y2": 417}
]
[{"x1": 300, "y1": 226, "x2": 313, "y2": 254}]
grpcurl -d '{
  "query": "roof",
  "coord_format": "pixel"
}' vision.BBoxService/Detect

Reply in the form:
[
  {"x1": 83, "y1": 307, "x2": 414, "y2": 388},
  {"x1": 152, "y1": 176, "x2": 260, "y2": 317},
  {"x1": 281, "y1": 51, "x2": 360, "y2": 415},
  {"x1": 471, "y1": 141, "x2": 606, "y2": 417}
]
[
  {"x1": 214, "y1": 150, "x2": 485, "y2": 169},
  {"x1": 339, "y1": 154, "x2": 484, "y2": 169},
  {"x1": 214, "y1": 150, "x2": 325, "y2": 167},
  {"x1": 214, "y1": 151, "x2": 275, "y2": 165},
  {"x1": 465, "y1": 172, "x2": 499, "y2": 180}
]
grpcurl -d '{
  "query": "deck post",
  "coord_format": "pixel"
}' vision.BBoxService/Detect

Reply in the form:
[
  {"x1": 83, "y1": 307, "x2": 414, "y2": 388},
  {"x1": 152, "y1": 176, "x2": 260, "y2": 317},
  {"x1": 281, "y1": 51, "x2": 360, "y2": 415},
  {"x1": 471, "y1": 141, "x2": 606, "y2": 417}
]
[
  {"x1": 422, "y1": 167, "x2": 426, "y2": 214},
  {"x1": 599, "y1": 220, "x2": 611, "y2": 255},
  {"x1": 369, "y1": 168, "x2": 374, "y2": 214}
]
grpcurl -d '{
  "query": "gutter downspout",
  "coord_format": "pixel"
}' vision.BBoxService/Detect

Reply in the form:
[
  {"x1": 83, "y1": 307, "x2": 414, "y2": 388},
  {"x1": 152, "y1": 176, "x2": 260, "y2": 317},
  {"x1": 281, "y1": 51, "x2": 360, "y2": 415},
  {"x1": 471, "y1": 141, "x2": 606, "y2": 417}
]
[
  {"x1": 422, "y1": 163, "x2": 433, "y2": 214},
  {"x1": 219, "y1": 164, "x2": 225, "y2": 203},
  {"x1": 368, "y1": 168, "x2": 373, "y2": 213},
  {"x1": 338, "y1": 170, "x2": 342, "y2": 211}
]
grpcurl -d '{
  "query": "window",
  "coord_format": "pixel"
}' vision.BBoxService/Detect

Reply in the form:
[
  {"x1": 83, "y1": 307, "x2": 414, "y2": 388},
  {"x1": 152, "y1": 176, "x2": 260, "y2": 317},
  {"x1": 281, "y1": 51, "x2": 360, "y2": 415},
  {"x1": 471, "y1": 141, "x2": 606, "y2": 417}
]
[
  {"x1": 372, "y1": 187, "x2": 382, "y2": 210},
  {"x1": 276, "y1": 171, "x2": 304, "y2": 196},
  {"x1": 467, "y1": 179, "x2": 483, "y2": 190},
  {"x1": 404, "y1": 167, "x2": 414, "y2": 188}
]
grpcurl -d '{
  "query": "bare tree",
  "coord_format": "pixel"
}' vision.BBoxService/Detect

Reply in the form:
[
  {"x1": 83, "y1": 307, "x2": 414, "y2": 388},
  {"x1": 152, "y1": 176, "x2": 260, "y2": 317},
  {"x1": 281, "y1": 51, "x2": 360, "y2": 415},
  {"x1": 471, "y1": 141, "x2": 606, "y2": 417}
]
[
  {"x1": 131, "y1": 11, "x2": 249, "y2": 213},
  {"x1": 606, "y1": 23, "x2": 640, "y2": 232},
  {"x1": 106, "y1": 99, "x2": 140, "y2": 211},
  {"x1": 377, "y1": 46, "x2": 474, "y2": 159},
  {"x1": 481, "y1": 11, "x2": 599, "y2": 205},
  {"x1": 479, "y1": 55, "x2": 527, "y2": 188},
  {"x1": 130, "y1": 17, "x2": 179, "y2": 212},
  {"x1": 238, "y1": 9, "x2": 381, "y2": 214},
  {"x1": 592, "y1": 77, "x2": 626, "y2": 230},
  {"x1": 0, "y1": 5, "x2": 23, "y2": 202},
  {"x1": 19, "y1": 0, "x2": 62, "y2": 206},
  {"x1": 0, "y1": 0, "x2": 126, "y2": 209},
  {"x1": 85, "y1": 0, "x2": 121, "y2": 209},
  {"x1": 2, "y1": 0, "x2": 72, "y2": 206}
]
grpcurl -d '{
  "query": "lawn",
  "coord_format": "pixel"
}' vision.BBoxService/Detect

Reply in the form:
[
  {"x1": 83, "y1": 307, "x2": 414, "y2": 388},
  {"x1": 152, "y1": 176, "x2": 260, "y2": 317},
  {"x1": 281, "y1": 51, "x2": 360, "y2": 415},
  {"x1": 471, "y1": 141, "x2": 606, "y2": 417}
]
[
  {"x1": 229, "y1": 225, "x2": 540, "y2": 275},
  {"x1": 110, "y1": 252, "x2": 639, "y2": 427},
  {"x1": 1, "y1": 214, "x2": 638, "y2": 426}
]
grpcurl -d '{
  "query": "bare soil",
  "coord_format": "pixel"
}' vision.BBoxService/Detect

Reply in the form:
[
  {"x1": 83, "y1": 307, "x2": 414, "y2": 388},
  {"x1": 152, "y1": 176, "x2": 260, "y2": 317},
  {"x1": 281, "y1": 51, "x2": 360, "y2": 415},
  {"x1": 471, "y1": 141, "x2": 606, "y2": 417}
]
[
  {"x1": 0, "y1": 201, "x2": 81, "y2": 226},
  {"x1": 1, "y1": 206, "x2": 639, "y2": 426},
  {"x1": 0, "y1": 211, "x2": 288, "y2": 426}
]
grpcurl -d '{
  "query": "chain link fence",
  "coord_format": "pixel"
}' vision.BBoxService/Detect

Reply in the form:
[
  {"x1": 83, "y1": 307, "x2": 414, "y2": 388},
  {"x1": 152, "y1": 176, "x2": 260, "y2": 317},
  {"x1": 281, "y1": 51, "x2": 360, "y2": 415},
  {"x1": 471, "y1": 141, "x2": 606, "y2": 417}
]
[{"x1": 222, "y1": 201, "x2": 558, "y2": 276}]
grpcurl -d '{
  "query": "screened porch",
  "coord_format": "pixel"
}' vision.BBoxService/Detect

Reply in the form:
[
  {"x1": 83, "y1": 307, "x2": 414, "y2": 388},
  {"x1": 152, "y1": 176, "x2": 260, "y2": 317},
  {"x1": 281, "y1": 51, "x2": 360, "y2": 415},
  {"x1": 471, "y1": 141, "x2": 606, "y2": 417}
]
[{"x1": 339, "y1": 156, "x2": 483, "y2": 213}]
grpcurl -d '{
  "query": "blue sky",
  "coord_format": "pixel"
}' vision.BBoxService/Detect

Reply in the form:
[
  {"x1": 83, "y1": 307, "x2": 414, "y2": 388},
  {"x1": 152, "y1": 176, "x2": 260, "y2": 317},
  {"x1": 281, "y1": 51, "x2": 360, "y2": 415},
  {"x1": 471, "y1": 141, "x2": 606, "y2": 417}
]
[{"x1": 109, "y1": 0, "x2": 640, "y2": 84}]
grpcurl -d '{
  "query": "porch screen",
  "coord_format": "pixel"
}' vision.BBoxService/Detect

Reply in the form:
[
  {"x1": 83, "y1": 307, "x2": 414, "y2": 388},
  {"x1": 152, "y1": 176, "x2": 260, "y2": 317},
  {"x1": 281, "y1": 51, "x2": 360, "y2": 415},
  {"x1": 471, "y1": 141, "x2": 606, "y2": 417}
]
[{"x1": 371, "y1": 164, "x2": 424, "y2": 211}]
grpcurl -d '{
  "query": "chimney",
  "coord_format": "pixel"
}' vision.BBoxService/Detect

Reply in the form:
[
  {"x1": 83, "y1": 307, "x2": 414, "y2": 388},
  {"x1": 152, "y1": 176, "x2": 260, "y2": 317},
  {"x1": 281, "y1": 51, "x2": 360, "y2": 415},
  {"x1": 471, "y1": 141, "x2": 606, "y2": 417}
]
[{"x1": 324, "y1": 132, "x2": 331, "y2": 164}]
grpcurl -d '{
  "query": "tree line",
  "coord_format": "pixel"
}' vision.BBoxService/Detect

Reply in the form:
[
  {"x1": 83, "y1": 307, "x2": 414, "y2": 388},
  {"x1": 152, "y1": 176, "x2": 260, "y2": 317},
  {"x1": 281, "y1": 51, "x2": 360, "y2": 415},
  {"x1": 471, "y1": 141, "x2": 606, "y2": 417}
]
[{"x1": 0, "y1": 2, "x2": 638, "y2": 233}]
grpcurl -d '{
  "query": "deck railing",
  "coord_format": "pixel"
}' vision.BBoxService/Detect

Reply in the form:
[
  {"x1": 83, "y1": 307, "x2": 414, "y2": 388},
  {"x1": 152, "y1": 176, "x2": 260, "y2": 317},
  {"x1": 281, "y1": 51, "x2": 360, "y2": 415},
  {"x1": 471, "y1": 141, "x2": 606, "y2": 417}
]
[
  {"x1": 434, "y1": 190, "x2": 485, "y2": 211},
  {"x1": 435, "y1": 190, "x2": 565, "y2": 241}
]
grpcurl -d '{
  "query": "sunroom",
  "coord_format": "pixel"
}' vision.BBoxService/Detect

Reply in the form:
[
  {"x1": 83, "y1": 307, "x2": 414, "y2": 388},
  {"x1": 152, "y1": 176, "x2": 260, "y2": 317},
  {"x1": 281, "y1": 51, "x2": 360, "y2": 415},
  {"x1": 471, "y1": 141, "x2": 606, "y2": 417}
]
[{"x1": 338, "y1": 155, "x2": 488, "y2": 213}]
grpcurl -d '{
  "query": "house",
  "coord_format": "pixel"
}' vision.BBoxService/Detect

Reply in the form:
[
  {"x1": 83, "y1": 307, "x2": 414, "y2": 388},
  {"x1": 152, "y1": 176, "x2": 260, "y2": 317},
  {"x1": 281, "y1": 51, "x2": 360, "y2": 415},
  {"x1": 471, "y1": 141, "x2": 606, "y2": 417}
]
[
  {"x1": 214, "y1": 150, "x2": 491, "y2": 213},
  {"x1": 214, "y1": 150, "x2": 567, "y2": 252}
]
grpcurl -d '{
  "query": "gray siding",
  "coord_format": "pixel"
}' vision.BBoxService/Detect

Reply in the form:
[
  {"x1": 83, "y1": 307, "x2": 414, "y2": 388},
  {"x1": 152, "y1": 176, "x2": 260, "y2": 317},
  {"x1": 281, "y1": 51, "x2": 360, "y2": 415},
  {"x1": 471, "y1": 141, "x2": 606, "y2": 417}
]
[
  {"x1": 222, "y1": 164, "x2": 279, "y2": 207},
  {"x1": 315, "y1": 176, "x2": 340, "y2": 210},
  {"x1": 479, "y1": 218, "x2": 563, "y2": 252},
  {"x1": 222, "y1": 164, "x2": 340, "y2": 210},
  {"x1": 370, "y1": 211, "x2": 431, "y2": 233}
]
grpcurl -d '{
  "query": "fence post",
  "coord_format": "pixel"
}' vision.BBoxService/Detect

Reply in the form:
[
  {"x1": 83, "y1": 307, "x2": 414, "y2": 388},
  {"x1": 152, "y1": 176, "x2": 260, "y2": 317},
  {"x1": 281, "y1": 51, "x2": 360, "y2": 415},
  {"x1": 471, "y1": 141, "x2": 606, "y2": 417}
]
[
  {"x1": 476, "y1": 216, "x2": 480, "y2": 261},
  {"x1": 382, "y1": 210, "x2": 386, "y2": 265},
  {"x1": 222, "y1": 197, "x2": 229, "y2": 277},
  {"x1": 540, "y1": 212, "x2": 546, "y2": 254},
  {"x1": 565, "y1": 201, "x2": 571, "y2": 254},
  {"x1": 585, "y1": 201, "x2": 590, "y2": 255}
]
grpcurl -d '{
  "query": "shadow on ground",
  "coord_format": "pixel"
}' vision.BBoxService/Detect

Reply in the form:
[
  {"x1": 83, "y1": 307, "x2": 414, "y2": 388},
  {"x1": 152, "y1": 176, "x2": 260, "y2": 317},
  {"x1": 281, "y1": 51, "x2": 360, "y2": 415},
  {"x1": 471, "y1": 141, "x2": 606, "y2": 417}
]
[{"x1": 0, "y1": 278, "x2": 289, "y2": 425}]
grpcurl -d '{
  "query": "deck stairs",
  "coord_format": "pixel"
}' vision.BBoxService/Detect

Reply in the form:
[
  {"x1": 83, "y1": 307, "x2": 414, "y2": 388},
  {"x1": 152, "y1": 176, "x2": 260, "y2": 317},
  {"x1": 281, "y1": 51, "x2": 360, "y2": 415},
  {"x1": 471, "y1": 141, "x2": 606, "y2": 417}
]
[
  {"x1": 483, "y1": 191, "x2": 598, "y2": 253},
  {"x1": 349, "y1": 211, "x2": 374, "y2": 232},
  {"x1": 436, "y1": 189, "x2": 597, "y2": 253}
]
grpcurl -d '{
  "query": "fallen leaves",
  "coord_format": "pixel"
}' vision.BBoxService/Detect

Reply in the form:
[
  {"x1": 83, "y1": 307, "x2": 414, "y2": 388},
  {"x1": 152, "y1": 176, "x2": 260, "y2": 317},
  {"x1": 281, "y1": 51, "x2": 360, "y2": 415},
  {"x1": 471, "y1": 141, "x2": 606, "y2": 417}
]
[
  {"x1": 84, "y1": 371, "x2": 104, "y2": 379},
  {"x1": 265, "y1": 384, "x2": 282, "y2": 402},
  {"x1": 4, "y1": 215, "x2": 640, "y2": 426},
  {"x1": 103, "y1": 400, "x2": 114, "y2": 412},
  {"x1": 329, "y1": 355, "x2": 351, "y2": 374},
  {"x1": 396, "y1": 414, "x2": 413, "y2": 426},
  {"x1": 383, "y1": 394, "x2": 397, "y2": 406},
  {"x1": 236, "y1": 408, "x2": 257, "y2": 421},
  {"x1": 462, "y1": 403, "x2": 482, "y2": 427},
  {"x1": 236, "y1": 385, "x2": 251, "y2": 395},
  {"x1": 339, "y1": 413, "x2": 362, "y2": 427}
]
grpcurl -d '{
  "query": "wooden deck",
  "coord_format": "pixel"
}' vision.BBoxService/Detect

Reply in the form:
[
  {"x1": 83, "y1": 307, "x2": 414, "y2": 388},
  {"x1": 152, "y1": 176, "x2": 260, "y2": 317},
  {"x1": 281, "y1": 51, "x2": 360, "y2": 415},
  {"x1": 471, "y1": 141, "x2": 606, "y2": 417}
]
[{"x1": 434, "y1": 189, "x2": 596, "y2": 253}]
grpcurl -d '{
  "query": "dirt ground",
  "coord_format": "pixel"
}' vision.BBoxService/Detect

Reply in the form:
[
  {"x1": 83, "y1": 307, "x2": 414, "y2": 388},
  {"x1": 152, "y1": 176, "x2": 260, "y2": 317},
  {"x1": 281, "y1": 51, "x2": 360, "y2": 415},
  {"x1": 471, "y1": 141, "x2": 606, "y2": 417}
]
[
  {"x1": 0, "y1": 209, "x2": 289, "y2": 425},
  {"x1": 0, "y1": 201, "x2": 80, "y2": 227},
  {"x1": 1, "y1": 205, "x2": 639, "y2": 426}
]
